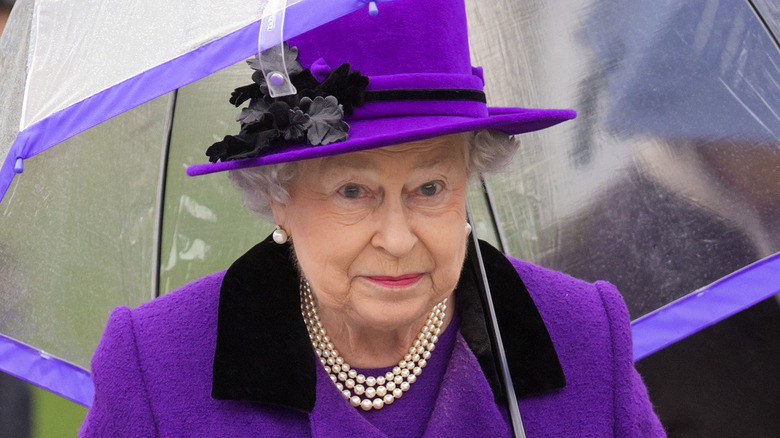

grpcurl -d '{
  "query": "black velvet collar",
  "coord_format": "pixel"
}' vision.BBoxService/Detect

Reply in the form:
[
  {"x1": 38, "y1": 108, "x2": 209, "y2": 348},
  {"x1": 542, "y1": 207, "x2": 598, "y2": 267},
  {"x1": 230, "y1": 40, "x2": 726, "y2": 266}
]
[{"x1": 212, "y1": 236, "x2": 565, "y2": 412}]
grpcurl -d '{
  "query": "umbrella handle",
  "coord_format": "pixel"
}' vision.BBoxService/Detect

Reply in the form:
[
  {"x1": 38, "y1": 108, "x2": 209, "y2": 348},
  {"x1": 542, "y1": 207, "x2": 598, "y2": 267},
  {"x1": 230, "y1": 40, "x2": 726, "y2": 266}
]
[{"x1": 466, "y1": 203, "x2": 527, "y2": 438}]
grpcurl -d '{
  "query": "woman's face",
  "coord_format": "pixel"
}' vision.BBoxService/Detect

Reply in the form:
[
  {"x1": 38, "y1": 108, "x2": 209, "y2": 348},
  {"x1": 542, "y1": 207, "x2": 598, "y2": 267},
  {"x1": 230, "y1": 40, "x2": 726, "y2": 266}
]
[{"x1": 271, "y1": 134, "x2": 470, "y2": 332}]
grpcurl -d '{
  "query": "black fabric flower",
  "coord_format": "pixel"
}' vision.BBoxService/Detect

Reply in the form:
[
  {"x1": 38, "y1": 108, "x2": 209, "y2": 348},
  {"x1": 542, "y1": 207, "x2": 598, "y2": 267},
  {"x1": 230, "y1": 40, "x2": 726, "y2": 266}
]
[
  {"x1": 282, "y1": 108, "x2": 311, "y2": 141},
  {"x1": 316, "y1": 63, "x2": 369, "y2": 116},
  {"x1": 305, "y1": 96, "x2": 349, "y2": 145},
  {"x1": 207, "y1": 43, "x2": 369, "y2": 163},
  {"x1": 230, "y1": 83, "x2": 262, "y2": 107}
]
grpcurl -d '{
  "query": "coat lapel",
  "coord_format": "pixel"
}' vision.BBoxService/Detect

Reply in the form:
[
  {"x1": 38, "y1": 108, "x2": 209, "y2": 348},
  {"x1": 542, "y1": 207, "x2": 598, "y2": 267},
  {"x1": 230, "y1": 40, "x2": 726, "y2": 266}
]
[{"x1": 211, "y1": 235, "x2": 565, "y2": 412}]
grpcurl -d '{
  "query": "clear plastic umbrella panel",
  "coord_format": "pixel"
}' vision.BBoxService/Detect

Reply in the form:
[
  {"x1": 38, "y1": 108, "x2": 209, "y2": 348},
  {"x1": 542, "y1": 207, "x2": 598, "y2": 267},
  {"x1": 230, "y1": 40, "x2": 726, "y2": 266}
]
[{"x1": 1, "y1": 0, "x2": 779, "y2": 436}]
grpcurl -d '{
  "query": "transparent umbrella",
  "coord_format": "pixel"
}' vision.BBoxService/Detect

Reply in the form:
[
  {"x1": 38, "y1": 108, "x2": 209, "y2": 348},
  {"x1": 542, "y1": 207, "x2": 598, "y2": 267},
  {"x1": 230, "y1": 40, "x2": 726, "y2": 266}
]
[{"x1": 1, "y1": 0, "x2": 780, "y2": 436}]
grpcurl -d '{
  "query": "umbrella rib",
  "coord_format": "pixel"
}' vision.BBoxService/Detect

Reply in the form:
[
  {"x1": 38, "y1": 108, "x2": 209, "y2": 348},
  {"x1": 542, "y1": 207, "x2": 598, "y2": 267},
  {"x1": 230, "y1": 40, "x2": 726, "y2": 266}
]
[
  {"x1": 466, "y1": 203, "x2": 527, "y2": 438},
  {"x1": 152, "y1": 89, "x2": 178, "y2": 300},
  {"x1": 479, "y1": 174, "x2": 508, "y2": 254}
]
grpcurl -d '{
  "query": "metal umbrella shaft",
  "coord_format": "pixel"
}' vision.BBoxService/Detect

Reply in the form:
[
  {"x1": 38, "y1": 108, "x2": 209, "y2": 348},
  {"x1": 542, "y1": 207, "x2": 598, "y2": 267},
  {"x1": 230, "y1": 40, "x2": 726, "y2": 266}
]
[{"x1": 466, "y1": 204, "x2": 527, "y2": 438}]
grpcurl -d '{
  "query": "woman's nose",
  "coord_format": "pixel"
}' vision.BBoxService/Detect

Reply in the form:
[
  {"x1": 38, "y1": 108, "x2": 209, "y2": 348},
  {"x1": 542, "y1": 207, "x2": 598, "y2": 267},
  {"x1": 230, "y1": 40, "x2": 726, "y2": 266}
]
[{"x1": 370, "y1": 197, "x2": 417, "y2": 257}]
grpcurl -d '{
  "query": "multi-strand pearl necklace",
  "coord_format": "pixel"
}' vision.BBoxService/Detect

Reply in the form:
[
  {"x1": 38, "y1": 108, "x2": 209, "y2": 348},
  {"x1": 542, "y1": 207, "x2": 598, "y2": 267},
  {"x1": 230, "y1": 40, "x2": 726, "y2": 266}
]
[{"x1": 299, "y1": 278, "x2": 447, "y2": 411}]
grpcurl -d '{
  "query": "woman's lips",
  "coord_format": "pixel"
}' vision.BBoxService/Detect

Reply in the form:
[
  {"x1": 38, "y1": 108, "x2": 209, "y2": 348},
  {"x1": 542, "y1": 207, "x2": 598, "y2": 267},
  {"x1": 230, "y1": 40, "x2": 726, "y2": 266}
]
[{"x1": 365, "y1": 273, "x2": 423, "y2": 288}]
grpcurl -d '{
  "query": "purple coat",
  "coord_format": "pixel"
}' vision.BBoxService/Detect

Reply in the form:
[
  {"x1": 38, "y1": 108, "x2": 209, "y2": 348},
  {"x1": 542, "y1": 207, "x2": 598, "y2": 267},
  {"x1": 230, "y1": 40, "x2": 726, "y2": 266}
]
[{"x1": 80, "y1": 239, "x2": 664, "y2": 437}]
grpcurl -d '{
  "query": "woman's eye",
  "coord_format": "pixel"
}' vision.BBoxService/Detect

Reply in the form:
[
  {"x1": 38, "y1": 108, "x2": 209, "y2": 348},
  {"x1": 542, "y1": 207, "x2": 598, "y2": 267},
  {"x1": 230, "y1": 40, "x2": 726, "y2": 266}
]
[
  {"x1": 419, "y1": 182, "x2": 442, "y2": 196},
  {"x1": 340, "y1": 185, "x2": 363, "y2": 199}
]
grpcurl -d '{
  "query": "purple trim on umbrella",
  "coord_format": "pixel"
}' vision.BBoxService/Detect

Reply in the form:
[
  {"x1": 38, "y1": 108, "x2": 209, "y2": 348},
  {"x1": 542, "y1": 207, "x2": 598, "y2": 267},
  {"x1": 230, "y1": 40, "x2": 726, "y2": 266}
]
[
  {"x1": 0, "y1": 0, "x2": 388, "y2": 204},
  {"x1": 0, "y1": 333, "x2": 94, "y2": 407},
  {"x1": 631, "y1": 251, "x2": 780, "y2": 361}
]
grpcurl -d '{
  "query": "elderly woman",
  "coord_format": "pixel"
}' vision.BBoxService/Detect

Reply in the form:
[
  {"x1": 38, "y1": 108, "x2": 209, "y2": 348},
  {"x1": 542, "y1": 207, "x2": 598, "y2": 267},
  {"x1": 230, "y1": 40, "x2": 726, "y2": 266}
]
[{"x1": 80, "y1": 0, "x2": 664, "y2": 436}]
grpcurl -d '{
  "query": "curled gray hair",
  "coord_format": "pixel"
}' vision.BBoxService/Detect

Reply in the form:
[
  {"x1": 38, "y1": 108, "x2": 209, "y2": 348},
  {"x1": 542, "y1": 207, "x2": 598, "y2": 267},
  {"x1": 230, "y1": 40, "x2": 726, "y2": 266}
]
[{"x1": 228, "y1": 129, "x2": 519, "y2": 222}]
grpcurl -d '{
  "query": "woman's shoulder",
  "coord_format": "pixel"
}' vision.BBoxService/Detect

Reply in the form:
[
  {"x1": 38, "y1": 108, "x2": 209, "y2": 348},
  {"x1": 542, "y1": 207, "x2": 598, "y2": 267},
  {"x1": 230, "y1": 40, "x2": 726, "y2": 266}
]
[
  {"x1": 507, "y1": 255, "x2": 628, "y2": 328},
  {"x1": 503, "y1": 255, "x2": 634, "y2": 380},
  {"x1": 95, "y1": 270, "x2": 228, "y2": 370},
  {"x1": 127, "y1": 269, "x2": 227, "y2": 325}
]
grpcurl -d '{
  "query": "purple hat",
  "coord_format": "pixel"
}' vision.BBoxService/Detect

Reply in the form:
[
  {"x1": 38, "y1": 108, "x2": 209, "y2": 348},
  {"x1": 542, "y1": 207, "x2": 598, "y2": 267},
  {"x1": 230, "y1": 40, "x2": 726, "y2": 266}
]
[{"x1": 187, "y1": 0, "x2": 575, "y2": 176}]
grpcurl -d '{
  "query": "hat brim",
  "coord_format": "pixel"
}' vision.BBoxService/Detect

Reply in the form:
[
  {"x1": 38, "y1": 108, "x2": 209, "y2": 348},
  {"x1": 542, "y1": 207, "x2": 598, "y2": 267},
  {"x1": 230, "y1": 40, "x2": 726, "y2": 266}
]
[{"x1": 186, "y1": 107, "x2": 575, "y2": 176}]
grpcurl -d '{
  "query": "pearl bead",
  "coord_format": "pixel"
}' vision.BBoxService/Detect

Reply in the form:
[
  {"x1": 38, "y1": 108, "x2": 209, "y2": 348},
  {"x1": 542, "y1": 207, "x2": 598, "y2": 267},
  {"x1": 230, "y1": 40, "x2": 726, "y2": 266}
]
[
  {"x1": 423, "y1": 351, "x2": 431, "y2": 360},
  {"x1": 376, "y1": 386, "x2": 387, "y2": 397},
  {"x1": 372, "y1": 398, "x2": 384, "y2": 410},
  {"x1": 350, "y1": 396, "x2": 361, "y2": 407},
  {"x1": 404, "y1": 354, "x2": 412, "y2": 361},
  {"x1": 392, "y1": 367, "x2": 401, "y2": 375},
  {"x1": 401, "y1": 368, "x2": 410, "y2": 378},
  {"x1": 336, "y1": 382, "x2": 344, "y2": 391},
  {"x1": 348, "y1": 369, "x2": 357, "y2": 379},
  {"x1": 338, "y1": 372, "x2": 347, "y2": 381},
  {"x1": 376, "y1": 376, "x2": 386, "y2": 386},
  {"x1": 407, "y1": 374, "x2": 417, "y2": 384},
  {"x1": 366, "y1": 376, "x2": 376, "y2": 387},
  {"x1": 400, "y1": 381, "x2": 410, "y2": 392},
  {"x1": 393, "y1": 388, "x2": 403, "y2": 398},
  {"x1": 419, "y1": 359, "x2": 427, "y2": 368},
  {"x1": 383, "y1": 394, "x2": 394, "y2": 405},
  {"x1": 413, "y1": 366, "x2": 422, "y2": 376},
  {"x1": 399, "y1": 360, "x2": 408, "y2": 369},
  {"x1": 345, "y1": 379, "x2": 355, "y2": 389},
  {"x1": 341, "y1": 363, "x2": 349, "y2": 371},
  {"x1": 324, "y1": 366, "x2": 331, "y2": 374},
  {"x1": 386, "y1": 381, "x2": 396, "y2": 391},
  {"x1": 394, "y1": 375, "x2": 403, "y2": 385},
  {"x1": 354, "y1": 384, "x2": 365, "y2": 395},
  {"x1": 365, "y1": 387, "x2": 376, "y2": 398},
  {"x1": 406, "y1": 361, "x2": 415, "y2": 370},
  {"x1": 356, "y1": 374, "x2": 366, "y2": 384},
  {"x1": 342, "y1": 390, "x2": 351, "y2": 398},
  {"x1": 360, "y1": 399, "x2": 373, "y2": 411},
  {"x1": 332, "y1": 364, "x2": 341, "y2": 373},
  {"x1": 385, "y1": 372, "x2": 394, "y2": 381}
]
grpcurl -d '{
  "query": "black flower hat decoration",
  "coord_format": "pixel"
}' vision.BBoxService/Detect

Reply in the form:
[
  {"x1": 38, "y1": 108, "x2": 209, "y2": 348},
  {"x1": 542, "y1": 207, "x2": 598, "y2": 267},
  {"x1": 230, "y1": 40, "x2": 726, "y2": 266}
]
[{"x1": 206, "y1": 43, "x2": 370, "y2": 163}]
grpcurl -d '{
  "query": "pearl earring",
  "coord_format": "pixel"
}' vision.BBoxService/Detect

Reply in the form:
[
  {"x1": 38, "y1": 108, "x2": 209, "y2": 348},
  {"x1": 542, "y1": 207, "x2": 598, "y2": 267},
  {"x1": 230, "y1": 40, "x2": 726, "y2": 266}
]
[
  {"x1": 273, "y1": 226, "x2": 289, "y2": 244},
  {"x1": 465, "y1": 222, "x2": 472, "y2": 235}
]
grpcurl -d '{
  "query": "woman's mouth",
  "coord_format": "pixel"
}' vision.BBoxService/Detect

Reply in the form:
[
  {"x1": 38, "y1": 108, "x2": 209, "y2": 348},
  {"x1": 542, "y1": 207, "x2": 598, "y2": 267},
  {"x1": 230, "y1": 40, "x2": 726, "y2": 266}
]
[{"x1": 365, "y1": 273, "x2": 424, "y2": 288}]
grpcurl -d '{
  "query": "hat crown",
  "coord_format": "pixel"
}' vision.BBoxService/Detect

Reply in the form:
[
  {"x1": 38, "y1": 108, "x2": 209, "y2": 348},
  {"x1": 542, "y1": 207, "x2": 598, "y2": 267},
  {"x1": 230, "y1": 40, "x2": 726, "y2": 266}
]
[{"x1": 289, "y1": 0, "x2": 472, "y2": 76}]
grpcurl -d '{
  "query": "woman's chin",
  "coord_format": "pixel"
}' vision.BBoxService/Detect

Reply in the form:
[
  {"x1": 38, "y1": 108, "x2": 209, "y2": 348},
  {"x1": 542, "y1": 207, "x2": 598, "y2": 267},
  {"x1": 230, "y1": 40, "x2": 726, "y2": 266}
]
[{"x1": 352, "y1": 298, "x2": 439, "y2": 332}]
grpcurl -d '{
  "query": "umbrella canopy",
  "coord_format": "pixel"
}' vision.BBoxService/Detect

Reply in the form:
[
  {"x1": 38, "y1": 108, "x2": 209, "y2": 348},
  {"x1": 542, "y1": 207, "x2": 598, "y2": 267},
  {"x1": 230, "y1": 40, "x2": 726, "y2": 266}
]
[{"x1": 1, "y1": 0, "x2": 780, "y2": 435}]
